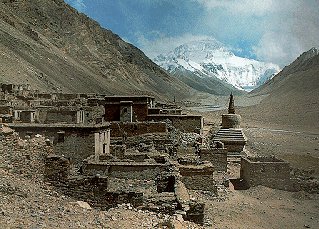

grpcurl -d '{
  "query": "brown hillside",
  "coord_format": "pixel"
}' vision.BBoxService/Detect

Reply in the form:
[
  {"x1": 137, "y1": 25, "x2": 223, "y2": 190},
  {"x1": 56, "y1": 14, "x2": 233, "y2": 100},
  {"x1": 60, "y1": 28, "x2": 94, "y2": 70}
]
[
  {"x1": 241, "y1": 48, "x2": 319, "y2": 132},
  {"x1": 0, "y1": 0, "x2": 195, "y2": 100}
]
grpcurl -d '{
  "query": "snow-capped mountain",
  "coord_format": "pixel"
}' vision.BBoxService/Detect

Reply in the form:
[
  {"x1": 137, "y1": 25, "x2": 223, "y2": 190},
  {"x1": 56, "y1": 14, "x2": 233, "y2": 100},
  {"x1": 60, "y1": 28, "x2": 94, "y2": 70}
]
[{"x1": 154, "y1": 39, "x2": 281, "y2": 91}]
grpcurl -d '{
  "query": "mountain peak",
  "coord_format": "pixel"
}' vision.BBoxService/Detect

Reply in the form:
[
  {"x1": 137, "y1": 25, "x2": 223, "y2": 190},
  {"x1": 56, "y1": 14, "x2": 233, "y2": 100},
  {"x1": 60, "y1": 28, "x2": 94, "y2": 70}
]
[{"x1": 154, "y1": 39, "x2": 280, "y2": 91}]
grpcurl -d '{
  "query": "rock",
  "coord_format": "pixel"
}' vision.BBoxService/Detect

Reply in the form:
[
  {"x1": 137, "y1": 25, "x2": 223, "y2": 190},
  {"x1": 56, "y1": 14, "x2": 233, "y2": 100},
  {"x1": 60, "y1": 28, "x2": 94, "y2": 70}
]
[{"x1": 76, "y1": 201, "x2": 92, "y2": 210}]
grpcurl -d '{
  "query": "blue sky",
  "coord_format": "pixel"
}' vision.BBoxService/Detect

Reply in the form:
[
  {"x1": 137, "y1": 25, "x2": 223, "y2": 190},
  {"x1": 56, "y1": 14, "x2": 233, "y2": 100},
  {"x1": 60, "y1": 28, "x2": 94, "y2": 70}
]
[{"x1": 65, "y1": 0, "x2": 319, "y2": 67}]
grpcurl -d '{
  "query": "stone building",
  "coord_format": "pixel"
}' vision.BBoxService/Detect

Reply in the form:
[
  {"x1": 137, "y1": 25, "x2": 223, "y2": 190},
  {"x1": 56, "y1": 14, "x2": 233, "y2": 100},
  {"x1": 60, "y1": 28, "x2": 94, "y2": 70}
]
[{"x1": 104, "y1": 95, "x2": 155, "y2": 122}]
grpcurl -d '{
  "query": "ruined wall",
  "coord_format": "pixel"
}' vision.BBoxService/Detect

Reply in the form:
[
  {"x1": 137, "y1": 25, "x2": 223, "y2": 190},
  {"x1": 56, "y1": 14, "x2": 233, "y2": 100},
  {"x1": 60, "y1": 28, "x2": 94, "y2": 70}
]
[
  {"x1": 110, "y1": 122, "x2": 167, "y2": 137},
  {"x1": 0, "y1": 132, "x2": 53, "y2": 181},
  {"x1": 199, "y1": 148, "x2": 227, "y2": 172},
  {"x1": 57, "y1": 176, "x2": 144, "y2": 210},
  {"x1": 240, "y1": 157, "x2": 292, "y2": 191},
  {"x1": 83, "y1": 106, "x2": 104, "y2": 124},
  {"x1": 84, "y1": 163, "x2": 167, "y2": 180},
  {"x1": 179, "y1": 165, "x2": 215, "y2": 191},
  {"x1": 9, "y1": 125, "x2": 102, "y2": 164},
  {"x1": 54, "y1": 132, "x2": 95, "y2": 163},
  {"x1": 38, "y1": 109, "x2": 78, "y2": 124},
  {"x1": 148, "y1": 115, "x2": 203, "y2": 133},
  {"x1": 105, "y1": 103, "x2": 148, "y2": 122}
]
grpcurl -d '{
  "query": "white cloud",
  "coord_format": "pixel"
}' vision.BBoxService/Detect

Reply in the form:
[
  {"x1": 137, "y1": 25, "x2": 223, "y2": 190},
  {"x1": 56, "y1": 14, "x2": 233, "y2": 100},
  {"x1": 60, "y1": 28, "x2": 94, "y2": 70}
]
[
  {"x1": 195, "y1": 0, "x2": 275, "y2": 16},
  {"x1": 252, "y1": 0, "x2": 319, "y2": 66},
  {"x1": 136, "y1": 33, "x2": 213, "y2": 58},
  {"x1": 195, "y1": 0, "x2": 319, "y2": 66}
]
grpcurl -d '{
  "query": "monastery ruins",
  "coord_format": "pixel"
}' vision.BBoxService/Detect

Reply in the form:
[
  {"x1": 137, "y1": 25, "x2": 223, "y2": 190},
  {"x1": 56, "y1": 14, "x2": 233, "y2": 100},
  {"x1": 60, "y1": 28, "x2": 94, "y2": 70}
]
[{"x1": 0, "y1": 83, "x2": 314, "y2": 225}]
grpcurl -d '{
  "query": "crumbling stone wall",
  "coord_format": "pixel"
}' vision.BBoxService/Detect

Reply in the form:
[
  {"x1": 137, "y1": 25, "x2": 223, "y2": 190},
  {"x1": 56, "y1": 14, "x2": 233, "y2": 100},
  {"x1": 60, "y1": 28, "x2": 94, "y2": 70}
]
[
  {"x1": 9, "y1": 125, "x2": 108, "y2": 165},
  {"x1": 110, "y1": 122, "x2": 167, "y2": 137},
  {"x1": 148, "y1": 115, "x2": 203, "y2": 133},
  {"x1": 83, "y1": 162, "x2": 168, "y2": 180},
  {"x1": 199, "y1": 148, "x2": 227, "y2": 172},
  {"x1": 37, "y1": 108, "x2": 78, "y2": 124},
  {"x1": 179, "y1": 165, "x2": 216, "y2": 191},
  {"x1": 240, "y1": 156, "x2": 293, "y2": 191},
  {"x1": 53, "y1": 132, "x2": 95, "y2": 163},
  {"x1": 57, "y1": 176, "x2": 144, "y2": 210}
]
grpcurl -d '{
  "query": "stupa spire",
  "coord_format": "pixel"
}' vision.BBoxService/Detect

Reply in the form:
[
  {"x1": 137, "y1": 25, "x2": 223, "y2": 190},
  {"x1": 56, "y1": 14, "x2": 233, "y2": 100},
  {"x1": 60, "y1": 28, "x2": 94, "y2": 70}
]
[{"x1": 228, "y1": 93, "x2": 235, "y2": 114}]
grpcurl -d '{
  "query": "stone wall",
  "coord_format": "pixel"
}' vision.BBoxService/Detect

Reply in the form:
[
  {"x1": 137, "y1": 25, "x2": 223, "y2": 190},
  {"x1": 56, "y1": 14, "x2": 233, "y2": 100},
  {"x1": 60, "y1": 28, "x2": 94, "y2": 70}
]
[
  {"x1": 44, "y1": 154, "x2": 70, "y2": 182},
  {"x1": 110, "y1": 122, "x2": 167, "y2": 137},
  {"x1": 58, "y1": 176, "x2": 144, "y2": 210},
  {"x1": 54, "y1": 132, "x2": 95, "y2": 163},
  {"x1": 83, "y1": 162, "x2": 168, "y2": 180},
  {"x1": 240, "y1": 156, "x2": 293, "y2": 191},
  {"x1": 148, "y1": 115, "x2": 203, "y2": 133},
  {"x1": 179, "y1": 164, "x2": 215, "y2": 191},
  {"x1": 37, "y1": 108, "x2": 78, "y2": 124},
  {"x1": 199, "y1": 148, "x2": 227, "y2": 172}
]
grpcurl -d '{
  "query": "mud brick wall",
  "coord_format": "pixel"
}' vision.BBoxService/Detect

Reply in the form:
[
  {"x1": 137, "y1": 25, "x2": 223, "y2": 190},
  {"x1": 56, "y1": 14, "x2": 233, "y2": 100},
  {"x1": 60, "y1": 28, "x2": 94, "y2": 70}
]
[
  {"x1": 0, "y1": 106, "x2": 12, "y2": 114},
  {"x1": 240, "y1": 157, "x2": 292, "y2": 191},
  {"x1": 110, "y1": 122, "x2": 167, "y2": 137},
  {"x1": 199, "y1": 148, "x2": 227, "y2": 172},
  {"x1": 184, "y1": 201, "x2": 205, "y2": 225},
  {"x1": 148, "y1": 115, "x2": 203, "y2": 133},
  {"x1": 181, "y1": 175, "x2": 216, "y2": 191},
  {"x1": 108, "y1": 164, "x2": 162, "y2": 180},
  {"x1": 55, "y1": 93, "x2": 79, "y2": 100}
]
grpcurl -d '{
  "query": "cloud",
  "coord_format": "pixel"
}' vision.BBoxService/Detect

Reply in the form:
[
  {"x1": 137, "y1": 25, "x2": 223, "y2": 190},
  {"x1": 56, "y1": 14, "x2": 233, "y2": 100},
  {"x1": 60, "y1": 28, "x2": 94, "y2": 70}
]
[
  {"x1": 252, "y1": 0, "x2": 319, "y2": 66},
  {"x1": 65, "y1": 0, "x2": 86, "y2": 12},
  {"x1": 136, "y1": 33, "x2": 214, "y2": 58},
  {"x1": 194, "y1": 0, "x2": 319, "y2": 66},
  {"x1": 195, "y1": 0, "x2": 275, "y2": 16}
]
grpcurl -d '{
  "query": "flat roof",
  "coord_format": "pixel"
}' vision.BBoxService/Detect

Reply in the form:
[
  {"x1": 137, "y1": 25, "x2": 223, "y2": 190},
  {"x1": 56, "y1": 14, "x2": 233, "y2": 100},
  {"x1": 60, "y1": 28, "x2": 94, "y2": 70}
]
[{"x1": 8, "y1": 122, "x2": 111, "y2": 129}]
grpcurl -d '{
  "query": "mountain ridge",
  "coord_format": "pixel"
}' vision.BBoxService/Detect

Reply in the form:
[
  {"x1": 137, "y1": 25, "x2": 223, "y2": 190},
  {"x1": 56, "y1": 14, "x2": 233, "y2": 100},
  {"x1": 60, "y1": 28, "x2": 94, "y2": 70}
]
[
  {"x1": 244, "y1": 47, "x2": 319, "y2": 132},
  {"x1": 154, "y1": 39, "x2": 280, "y2": 92},
  {"x1": 0, "y1": 0, "x2": 196, "y2": 101}
]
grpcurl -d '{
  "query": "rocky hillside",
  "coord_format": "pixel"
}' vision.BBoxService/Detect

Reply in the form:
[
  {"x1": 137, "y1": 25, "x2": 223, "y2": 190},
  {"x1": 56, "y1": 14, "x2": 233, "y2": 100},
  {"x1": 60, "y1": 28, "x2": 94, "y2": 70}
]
[
  {"x1": 244, "y1": 48, "x2": 319, "y2": 131},
  {"x1": 0, "y1": 0, "x2": 195, "y2": 100}
]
